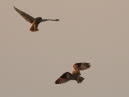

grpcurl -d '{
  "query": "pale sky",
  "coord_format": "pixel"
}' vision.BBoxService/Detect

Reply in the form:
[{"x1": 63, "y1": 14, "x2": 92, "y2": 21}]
[{"x1": 0, "y1": 0, "x2": 129, "y2": 97}]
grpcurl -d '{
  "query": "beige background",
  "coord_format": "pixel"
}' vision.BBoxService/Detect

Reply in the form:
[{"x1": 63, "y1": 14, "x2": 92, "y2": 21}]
[{"x1": 0, "y1": 0, "x2": 129, "y2": 97}]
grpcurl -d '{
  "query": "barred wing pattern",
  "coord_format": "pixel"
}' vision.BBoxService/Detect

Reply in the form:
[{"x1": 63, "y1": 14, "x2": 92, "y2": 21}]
[
  {"x1": 73, "y1": 63, "x2": 90, "y2": 72},
  {"x1": 55, "y1": 72, "x2": 73, "y2": 84}
]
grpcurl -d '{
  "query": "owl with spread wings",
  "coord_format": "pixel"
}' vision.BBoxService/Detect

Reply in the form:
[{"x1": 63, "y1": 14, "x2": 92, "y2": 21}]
[
  {"x1": 13, "y1": 6, "x2": 59, "y2": 32},
  {"x1": 55, "y1": 62, "x2": 90, "y2": 84}
]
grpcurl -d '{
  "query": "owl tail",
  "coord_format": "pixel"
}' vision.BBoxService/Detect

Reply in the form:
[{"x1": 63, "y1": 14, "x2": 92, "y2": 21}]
[
  {"x1": 30, "y1": 24, "x2": 39, "y2": 32},
  {"x1": 77, "y1": 75, "x2": 84, "y2": 83}
]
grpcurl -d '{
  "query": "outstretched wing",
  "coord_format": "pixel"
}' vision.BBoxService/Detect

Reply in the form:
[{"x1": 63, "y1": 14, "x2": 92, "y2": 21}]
[
  {"x1": 55, "y1": 72, "x2": 72, "y2": 84},
  {"x1": 41, "y1": 19, "x2": 59, "y2": 22},
  {"x1": 73, "y1": 63, "x2": 90, "y2": 71},
  {"x1": 13, "y1": 6, "x2": 34, "y2": 23}
]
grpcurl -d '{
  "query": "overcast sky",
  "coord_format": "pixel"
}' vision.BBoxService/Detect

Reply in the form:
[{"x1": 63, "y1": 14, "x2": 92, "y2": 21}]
[{"x1": 0, "y1": 0, "x2": 129, "y2": 97}]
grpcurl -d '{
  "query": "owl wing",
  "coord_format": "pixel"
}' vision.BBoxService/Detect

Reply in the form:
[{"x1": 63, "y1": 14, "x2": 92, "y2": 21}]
[
  {"x1": 41, "y1": 19, "x2": 59, "y2": 22},
  {"x1": 55, "y1": 72, "x2": 72, "y2": 84},
  {"x1": 73, "y1": 63, "x2": 90, "y2": 71},
  {"x1": 13, "y1": 6, "x2": 34, "y2": 23}
]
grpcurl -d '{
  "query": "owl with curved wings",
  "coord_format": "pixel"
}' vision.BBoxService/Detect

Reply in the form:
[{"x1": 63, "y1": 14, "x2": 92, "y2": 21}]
[
  {"x1": 55, "y1": 62, "x2": 90, "y2": 84},
  {"x1": 13, "y1": 6, "x2": 59, "y2": 32}
]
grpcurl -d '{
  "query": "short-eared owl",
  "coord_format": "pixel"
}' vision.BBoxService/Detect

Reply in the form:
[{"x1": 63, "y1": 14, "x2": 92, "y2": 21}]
[
  {"x1": 13, "y1": 6, "x2": 59, "y2": 32},
  {"x1": 55, "y1": 62, "x2": 90, "y2": 84}
]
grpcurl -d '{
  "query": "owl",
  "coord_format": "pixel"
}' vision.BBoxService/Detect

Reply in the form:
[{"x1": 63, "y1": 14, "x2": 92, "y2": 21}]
[
  {"x1": 13, "y1": 6, "x2": 59, "y2": 32},
  {"x1": 55, "y1": 62, "x2": 90, "y2": 84}
]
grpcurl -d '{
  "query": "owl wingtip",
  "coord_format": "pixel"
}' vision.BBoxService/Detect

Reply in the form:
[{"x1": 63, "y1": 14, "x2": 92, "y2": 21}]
[{"x1": 55, "y1": 81, "x2": 59, "y2": 84}]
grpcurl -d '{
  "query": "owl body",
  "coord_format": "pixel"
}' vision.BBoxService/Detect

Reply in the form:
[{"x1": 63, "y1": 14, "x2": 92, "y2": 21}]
[
  {"x1": 55, "y1": 72, "x2": 84, "y2": 84},
  {"x1": 30, "y1": 17, "x2": 43, "y2": 31},
  {"x1": 55, "y1": 62, "x2": 90, "y2": 84},
  {"x1": 13, "y1": 6, "x2": 59, "y2": 32}
]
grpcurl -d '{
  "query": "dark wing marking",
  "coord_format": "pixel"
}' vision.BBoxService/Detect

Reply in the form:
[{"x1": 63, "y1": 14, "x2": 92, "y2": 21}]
[
  {"x1": 13, "y1": 6, "x2": 34, "y2": 23},
  {"x1": 73, "y1": 63, "x2": 90, "y2": 71},
  {"x1": 60, "y1": 72, "x2": 71, "y2": 78},
  {"x1": 55, "y1": 78, "x2": 69, "y2": 84},
  {"x1": 55, "y1": 72, "x2": 73, "y2": 84}
]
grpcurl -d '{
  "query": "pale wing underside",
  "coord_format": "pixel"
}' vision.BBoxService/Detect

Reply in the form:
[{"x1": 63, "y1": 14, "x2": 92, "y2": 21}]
[{"x1": 14, "y1": 6, "x2": 34, "y2": 23}]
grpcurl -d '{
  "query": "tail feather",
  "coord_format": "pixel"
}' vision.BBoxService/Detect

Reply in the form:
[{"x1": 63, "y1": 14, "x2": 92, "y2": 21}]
[
  {"x1": 77, "y1": 76, "x2": 84, "y2": 83},
  {"x1": 30, "y1": 24, "x2": 39, "y2": 32}
]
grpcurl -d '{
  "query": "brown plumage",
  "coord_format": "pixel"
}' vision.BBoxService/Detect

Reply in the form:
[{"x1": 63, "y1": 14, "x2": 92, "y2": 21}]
[
  {"x1": 55, "y1": 72, "x2": 85, "y2": 84},
  {"x1": 55, "y1": 62, "x2": 90, "y2": 84},
  {"x1": 13, "y1": 6, "x2": 59, "y2": 32},
  {"x1": 73, "y1": 63, "x2": 91, "y2": 74}
]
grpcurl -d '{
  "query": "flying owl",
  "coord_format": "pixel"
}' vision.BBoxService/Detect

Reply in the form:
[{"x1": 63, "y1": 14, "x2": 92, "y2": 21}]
[
  {"x1": 13, "y1": 6, "x2": 59, "y2": 32},
  {"x1": 55, "y1": 62, "x2": 90, "y2": 84}
]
